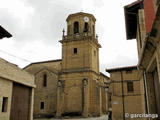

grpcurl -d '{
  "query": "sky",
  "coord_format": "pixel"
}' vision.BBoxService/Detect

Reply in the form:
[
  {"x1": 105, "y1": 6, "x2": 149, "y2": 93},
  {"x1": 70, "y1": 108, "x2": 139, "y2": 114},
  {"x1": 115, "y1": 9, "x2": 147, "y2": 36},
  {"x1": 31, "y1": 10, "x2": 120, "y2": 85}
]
[{"x1": 0, "y1": 0, "x2": 138, "y2": 75}]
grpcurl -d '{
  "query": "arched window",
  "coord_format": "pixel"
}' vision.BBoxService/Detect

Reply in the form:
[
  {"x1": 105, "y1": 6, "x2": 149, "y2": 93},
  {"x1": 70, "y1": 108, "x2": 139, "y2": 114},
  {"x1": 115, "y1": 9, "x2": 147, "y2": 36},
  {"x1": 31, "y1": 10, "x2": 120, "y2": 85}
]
[
  {"x1": 84, "y1": 22, "x2": 88, "y2": 32},
  {"x1": 43, "y1": 74, "x2": 47, "y2": 87},
  {"x1": 74, "y1": 21, "x2": 79, "y2": 34}
]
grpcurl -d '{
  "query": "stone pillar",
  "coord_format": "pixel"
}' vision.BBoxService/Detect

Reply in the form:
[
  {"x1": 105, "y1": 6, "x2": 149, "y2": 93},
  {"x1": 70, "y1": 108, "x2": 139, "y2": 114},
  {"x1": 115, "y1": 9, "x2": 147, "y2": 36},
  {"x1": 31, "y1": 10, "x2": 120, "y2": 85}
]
[
  {"x1": 56, "y1": 81, "x2": 62, "y2": 117},
  {"x1": 105, "y1": 92, "x2": 109, "y2": 113},
  {"x1": 99, "y1": 86, "x2": 102, "y2": 116},
  {"x1": 82, "y1": 79, "x2": 89, "y2": 117}
]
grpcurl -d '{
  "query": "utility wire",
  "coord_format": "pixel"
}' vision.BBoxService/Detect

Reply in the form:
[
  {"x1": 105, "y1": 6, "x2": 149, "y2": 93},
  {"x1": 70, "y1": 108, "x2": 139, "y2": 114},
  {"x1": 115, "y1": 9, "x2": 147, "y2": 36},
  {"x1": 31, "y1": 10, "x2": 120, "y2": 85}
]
[{"x1": 0, "y1": 49, "x2": 32, "y2": 63}]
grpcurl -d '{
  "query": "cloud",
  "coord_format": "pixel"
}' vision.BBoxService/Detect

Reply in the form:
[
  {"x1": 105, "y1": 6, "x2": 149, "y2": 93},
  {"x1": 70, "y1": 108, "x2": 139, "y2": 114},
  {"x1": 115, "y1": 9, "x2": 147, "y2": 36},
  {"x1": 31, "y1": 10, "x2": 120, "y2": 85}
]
[
  {"x1": 0, "y1": 0, "x2": 83, "y2": 46},
  {"x1": 0, "y1": 0, "x2": 138, "y2": 75}
]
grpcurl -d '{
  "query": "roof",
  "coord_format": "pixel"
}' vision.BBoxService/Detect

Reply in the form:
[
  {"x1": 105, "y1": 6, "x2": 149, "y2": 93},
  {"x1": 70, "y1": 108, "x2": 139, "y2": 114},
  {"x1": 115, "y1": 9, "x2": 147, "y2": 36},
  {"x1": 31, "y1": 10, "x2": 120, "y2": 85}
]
[
  {"x1": 0, "y1": 58, "x2": 35, "y2": 87},
  {"x1": 106, "y1": 65, "x2": 137, "y2": 73},
  {"x1": 100, "y1": 72, "x2": 110, "y2": 79},
  {"x1": 143, "y1": 0, "x2": 156, "y2": 33},
  {"x1": 0, "y1": 25, "x2": 12, "y2": 39},
  {"x1": 66, "y1": 12, "x2": 96, "y2": 22},
  {"x1": 124, "y1": 0, "x2": 143, "y2": 40},
  {"x1": 23, "y1": 59, "x2": 62, "y2": 69}
]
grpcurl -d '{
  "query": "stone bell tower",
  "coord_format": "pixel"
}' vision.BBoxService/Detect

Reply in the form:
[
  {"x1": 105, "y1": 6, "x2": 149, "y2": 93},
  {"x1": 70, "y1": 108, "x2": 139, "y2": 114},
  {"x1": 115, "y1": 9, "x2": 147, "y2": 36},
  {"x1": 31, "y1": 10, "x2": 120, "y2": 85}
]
[
  {"x1": 60, "y1": 12, "x2": 101, "y2": 73},
  {"x1": 57, "y1": 12, "x2": 102, "y2": 117}
]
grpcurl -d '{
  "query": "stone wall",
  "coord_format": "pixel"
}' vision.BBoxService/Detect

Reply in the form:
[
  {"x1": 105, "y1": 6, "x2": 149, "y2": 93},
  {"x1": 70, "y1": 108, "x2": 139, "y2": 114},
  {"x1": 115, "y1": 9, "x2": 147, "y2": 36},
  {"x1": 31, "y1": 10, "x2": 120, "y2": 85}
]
[
  {"x1": 0, "y1": 58, "x2": 35, "y2": 120},
  {"x1": 24, "y1": 60, "x2": 61, "y2": 118},
  {"x1": 109, "y1": 69, "x2": 146, "y2": 120},
  {"x1": 0, "y1": 78, "x2": 12, "y2": 120},
  {"x1": 0, "y1": 58, "x2": 35, "y2": 87}
]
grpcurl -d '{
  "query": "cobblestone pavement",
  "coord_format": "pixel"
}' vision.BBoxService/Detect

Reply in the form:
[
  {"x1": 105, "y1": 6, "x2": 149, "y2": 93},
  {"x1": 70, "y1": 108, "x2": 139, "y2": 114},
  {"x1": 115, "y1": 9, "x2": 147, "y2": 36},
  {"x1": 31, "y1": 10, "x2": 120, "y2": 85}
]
[{"x1": 34, "y1": 115, "x2": 108, "y2": 120}]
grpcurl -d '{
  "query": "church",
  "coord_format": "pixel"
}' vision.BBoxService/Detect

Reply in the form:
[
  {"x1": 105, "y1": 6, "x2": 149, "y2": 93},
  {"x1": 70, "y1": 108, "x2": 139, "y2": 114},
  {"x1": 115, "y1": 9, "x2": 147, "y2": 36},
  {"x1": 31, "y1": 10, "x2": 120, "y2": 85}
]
[{"x1": 24, "y1": 12, "x2": 109, "y2": 118}]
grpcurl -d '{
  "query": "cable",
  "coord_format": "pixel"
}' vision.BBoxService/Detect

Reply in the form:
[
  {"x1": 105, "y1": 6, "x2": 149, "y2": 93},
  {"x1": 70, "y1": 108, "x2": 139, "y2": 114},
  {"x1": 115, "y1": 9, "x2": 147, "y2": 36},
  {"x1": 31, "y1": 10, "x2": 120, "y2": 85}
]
[{"x1": 0, "y1": 49, "x2": 32, "y2": 63}]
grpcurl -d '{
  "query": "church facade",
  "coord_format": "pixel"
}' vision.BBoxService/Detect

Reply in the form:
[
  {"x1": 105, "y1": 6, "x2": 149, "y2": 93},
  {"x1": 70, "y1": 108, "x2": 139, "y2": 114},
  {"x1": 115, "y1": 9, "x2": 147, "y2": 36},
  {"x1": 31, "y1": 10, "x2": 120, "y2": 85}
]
[{"x1": 24, "y1": 12, "x2": 109, "y2": 118}]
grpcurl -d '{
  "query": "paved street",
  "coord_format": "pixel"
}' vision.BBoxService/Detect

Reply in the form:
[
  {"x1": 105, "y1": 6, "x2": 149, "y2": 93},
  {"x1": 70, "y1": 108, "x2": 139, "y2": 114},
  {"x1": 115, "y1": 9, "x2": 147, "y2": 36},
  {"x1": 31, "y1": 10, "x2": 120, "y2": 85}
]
[{"x1": 34, "y1": 115, "x2": 108, "y2": 120}]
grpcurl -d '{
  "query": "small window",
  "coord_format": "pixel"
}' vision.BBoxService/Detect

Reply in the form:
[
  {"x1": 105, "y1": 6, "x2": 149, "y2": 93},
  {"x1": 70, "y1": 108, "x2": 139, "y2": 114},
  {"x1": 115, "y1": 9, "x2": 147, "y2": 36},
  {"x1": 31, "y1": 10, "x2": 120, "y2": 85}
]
[
  {"x1": 40, "y1": 102, "x2": 44, "y2": 109},
  {"x1": 127, "y1": 81, "x2": 134, "y2": 92},
  {"x1": 84, "y1": 22, "x2": 88, "y2": 32},
  {"x1": 74, "y1": 48, "x2": 77, "y2": 54},
  {"x1": 43, "y1": 74, "x2": 47, "y2": 87},
  {"x1": 2, "y1": 97, "x2": 8, "y2": 112}
]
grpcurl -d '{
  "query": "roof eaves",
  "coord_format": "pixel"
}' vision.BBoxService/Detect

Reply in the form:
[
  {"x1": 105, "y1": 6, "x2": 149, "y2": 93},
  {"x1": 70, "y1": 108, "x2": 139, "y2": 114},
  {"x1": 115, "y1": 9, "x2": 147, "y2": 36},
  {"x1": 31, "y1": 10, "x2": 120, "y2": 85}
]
[
  {"x1": 0, "y1": 26, "x2": 12, "y2": 39},
  {"x1": 106, "y1": 65, "x2": 137, "y2": 73},
  {"x1": 23, "y1": 59, "x2": 62, "y2": 69},
  {"x1": 124, "y1": 0, "x2": 142, "y2": 40}
]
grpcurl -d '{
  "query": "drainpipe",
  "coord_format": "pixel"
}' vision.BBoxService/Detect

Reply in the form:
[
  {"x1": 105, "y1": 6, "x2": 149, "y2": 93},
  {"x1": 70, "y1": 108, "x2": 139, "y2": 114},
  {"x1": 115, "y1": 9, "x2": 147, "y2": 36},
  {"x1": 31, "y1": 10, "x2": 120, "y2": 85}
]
[
  {"x1": 143, "y1": 70, "x2": 150, "y2": 120},
  {"x1": 120, "y1": 71, "x2": 125, "y2": 120}
]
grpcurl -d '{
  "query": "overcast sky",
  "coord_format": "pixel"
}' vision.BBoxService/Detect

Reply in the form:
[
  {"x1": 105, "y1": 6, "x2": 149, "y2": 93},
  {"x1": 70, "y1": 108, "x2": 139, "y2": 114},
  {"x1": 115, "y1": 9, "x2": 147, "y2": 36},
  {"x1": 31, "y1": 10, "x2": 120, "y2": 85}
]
[{"x1": 0, "y1": 0, "x2": 138, "y2": 75}]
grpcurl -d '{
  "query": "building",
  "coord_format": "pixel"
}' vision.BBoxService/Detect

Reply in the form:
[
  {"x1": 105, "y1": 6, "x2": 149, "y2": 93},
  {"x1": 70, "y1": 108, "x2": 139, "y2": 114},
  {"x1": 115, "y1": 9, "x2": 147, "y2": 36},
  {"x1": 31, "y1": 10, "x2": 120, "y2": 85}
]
[
  {"x1": 106, "y1": 66, "x2": 146, "y2": 120},
  {"x1": 24, "y1": 12, "x2": 109, "y2": 118},
  {"x1": 24, "y1": 59, "x2": 61, "y2": 118},
  {"x1": 124, "y1": 0, "x2": 160, "y2": 119},
  {"x1": 0, "y1": 26, "x2": 35, "y2": 120}
]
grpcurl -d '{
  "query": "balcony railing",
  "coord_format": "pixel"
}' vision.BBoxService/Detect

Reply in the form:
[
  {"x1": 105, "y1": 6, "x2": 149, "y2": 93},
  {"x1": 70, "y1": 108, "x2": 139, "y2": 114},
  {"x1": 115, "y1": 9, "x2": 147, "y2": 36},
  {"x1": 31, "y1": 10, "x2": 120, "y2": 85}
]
[{"x1": 62, "y1": 32, "x2": 98, "y2": 41}]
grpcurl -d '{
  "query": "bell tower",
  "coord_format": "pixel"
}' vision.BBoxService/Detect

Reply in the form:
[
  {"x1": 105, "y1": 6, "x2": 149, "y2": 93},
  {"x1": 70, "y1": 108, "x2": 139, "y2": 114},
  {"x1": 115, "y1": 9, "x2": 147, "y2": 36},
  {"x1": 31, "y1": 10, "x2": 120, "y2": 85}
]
[
  {"x1": 60, "y1": 12, "x2": 101, "y2": 73},
  {"x1": 57, "y1": 12, "x2": 103, "y2": 117}
]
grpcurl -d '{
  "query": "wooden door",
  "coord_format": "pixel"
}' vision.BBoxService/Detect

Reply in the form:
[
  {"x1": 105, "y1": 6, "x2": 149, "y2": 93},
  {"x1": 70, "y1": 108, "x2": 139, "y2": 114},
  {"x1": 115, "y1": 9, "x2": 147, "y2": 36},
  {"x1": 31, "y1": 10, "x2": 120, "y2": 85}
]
[{"x1": 10, "y1": 83, "x2": 31, "y2": 120}]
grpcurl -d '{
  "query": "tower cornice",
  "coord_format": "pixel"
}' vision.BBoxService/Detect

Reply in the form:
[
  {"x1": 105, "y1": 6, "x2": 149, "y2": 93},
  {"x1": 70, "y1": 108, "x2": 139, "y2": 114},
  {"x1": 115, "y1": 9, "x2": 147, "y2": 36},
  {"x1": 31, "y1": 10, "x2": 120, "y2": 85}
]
[
  {"x1": 59, "y1": 33, "x2": 101, "y2": 48},
  {"x1": 66, "y1": 12, "x2": 96, "y2": 22}
]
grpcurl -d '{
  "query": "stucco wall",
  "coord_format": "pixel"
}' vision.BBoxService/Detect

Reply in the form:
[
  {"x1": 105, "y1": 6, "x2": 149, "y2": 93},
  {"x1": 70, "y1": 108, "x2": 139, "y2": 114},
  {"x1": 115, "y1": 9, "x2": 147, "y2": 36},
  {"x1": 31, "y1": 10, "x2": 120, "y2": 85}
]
[{"x1": 0, "y1": 78, "x2": 12, "y2": 120}]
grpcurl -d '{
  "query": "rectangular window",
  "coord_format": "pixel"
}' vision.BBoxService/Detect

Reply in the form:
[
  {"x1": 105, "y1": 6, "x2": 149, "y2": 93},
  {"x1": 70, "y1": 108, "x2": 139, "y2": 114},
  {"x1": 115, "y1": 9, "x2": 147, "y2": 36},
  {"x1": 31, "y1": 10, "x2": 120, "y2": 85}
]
[
  {"x1": 2, "y1": 97, "x2": 8, "y2": 112},
  {"x1": 74, "y1": 48, "x2": 77, "y2": 54},
  {"x1": 40, "y1": 102, "x2": 44, "y2": 109},
  {"x1": 127, "y1": 81, "x2": 134, "y2": 93}
]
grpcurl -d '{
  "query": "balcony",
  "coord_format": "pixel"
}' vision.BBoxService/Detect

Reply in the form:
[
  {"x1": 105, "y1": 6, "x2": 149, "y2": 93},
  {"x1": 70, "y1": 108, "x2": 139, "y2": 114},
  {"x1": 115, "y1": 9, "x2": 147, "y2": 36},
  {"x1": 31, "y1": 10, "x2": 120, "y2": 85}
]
[{"x1": 63, "y1": 32, "x2": 97, "y2": 41}]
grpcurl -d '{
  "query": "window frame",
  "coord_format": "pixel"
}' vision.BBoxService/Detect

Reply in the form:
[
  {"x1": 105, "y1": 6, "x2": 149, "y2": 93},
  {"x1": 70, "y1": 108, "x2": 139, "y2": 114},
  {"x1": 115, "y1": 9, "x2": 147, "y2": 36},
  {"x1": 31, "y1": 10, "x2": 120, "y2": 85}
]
[{"x1": 127, "y1": 81, "x2": 134, "y2": 93}]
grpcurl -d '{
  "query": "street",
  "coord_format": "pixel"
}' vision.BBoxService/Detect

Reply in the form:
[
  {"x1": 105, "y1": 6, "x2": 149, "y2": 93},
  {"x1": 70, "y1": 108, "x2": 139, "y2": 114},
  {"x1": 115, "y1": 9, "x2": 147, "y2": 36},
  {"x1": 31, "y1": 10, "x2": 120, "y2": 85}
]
[{"x1": 34, "y1": 115, "x2": 108, "y2": 120}]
